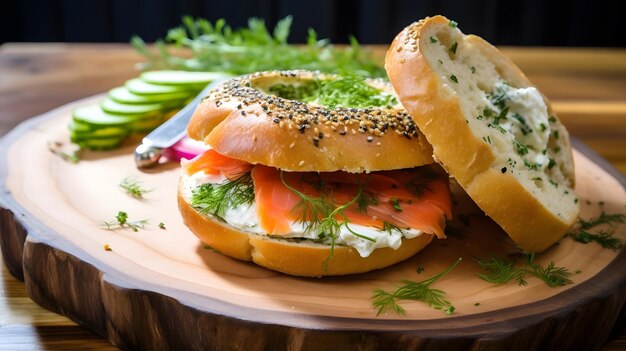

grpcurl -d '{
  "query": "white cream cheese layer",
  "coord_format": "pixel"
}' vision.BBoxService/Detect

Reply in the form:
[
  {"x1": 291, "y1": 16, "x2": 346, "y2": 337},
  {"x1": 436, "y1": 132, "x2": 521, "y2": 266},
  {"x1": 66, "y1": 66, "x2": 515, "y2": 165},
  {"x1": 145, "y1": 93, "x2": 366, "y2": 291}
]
[
  {"x1": 181, "y1": 169, "x2": 423, "y2": 257},
  {"x1": 483, "y1": 81, "x2": 552, "y2": 169}
]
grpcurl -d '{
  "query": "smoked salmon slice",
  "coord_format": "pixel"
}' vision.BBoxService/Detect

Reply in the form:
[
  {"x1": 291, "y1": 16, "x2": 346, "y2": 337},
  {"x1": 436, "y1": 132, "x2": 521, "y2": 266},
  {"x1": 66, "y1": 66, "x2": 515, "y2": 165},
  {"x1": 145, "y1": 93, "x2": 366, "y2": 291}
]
[
  {"x1": 184, "y1": 149, "x2": 252, "y2": 179},
  {"x1": 189, "y1": 149, "x2": 452, "y2": 238}
]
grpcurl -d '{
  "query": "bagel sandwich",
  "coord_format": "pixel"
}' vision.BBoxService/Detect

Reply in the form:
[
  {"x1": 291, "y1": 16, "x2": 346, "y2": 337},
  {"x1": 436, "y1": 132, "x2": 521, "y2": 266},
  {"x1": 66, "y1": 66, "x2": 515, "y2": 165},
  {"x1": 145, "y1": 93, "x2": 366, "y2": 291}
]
[
  {"x1": 178, "y1": 70, "x2": 453, "y2": 277},
  {"x1": 385, "y1": 16, "x2": 579, "y2": 252}
]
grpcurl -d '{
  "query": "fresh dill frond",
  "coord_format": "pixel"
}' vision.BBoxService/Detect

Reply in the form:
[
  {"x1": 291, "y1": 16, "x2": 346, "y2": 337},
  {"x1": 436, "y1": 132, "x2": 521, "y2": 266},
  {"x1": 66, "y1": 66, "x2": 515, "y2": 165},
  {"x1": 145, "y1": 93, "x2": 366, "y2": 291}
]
[
  {"x1": 102, "y1": 211, "x2": 149, "y2": 232},
  {"x1": 477, "y1": 257, "x2": 527, "y2": 286},
  {"x1": 476, "y1": 256, "x2": 573, "y2": 287},
  {"x1": 119, "y1": 176, "x2": 153, "y2": 199},
  {"x1": 357, "y1": 190, "x2": 378, "y2": 213},
  {"x1": 578, "y1": 212, "x2": 626, "y2": 229},
  {"x1": 279, "y1": 171, "x2": 376, "y2": 269},
  {"x1": 528, "y1": 261, "x2": 573, "y2": 287},
  {"x1": 191, "y1": 173, "x2": 255, "y2": 220},
  {"x1": 570, "y1": 230, "x2": 622, "y2": 250},
  {"x1": 568, "y1": 211, "x2": 625, "y2": 250},
  {"x1": 381, "y1": 221, "x2": 406, "y2": 235},
  {"x1": 372, "y1": 258, "x2": 462, "y2": 316}
]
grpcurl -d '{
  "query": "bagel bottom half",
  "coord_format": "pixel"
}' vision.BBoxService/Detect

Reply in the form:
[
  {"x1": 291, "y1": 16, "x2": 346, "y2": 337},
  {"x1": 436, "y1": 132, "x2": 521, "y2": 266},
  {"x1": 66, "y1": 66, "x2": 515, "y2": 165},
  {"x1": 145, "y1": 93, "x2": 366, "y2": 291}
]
[{"x1": 178, "y1": 181, "x2": 434, "y2": 277}]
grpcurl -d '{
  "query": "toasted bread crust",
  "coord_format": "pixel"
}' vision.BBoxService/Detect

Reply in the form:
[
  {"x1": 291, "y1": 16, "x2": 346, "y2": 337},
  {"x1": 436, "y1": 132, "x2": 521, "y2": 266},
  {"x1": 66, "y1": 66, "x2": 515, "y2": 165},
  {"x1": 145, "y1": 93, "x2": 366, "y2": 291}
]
[
  {"x1": 386, "y1": 16, "x2": 579, "y2": 252},
  {"x1": 188, "y1": 70, "x2": 435, "y2": 173},
  {"x1": 178, "y1": 181, "x2": 434, "y2": 277}
]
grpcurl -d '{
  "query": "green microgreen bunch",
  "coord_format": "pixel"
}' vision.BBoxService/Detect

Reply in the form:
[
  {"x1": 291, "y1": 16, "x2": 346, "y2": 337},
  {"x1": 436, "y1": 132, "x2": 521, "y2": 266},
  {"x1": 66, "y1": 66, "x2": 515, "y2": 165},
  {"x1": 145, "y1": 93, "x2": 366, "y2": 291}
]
[{"x1": 132, "y1": 16, "x2": 385, "y2": 77}]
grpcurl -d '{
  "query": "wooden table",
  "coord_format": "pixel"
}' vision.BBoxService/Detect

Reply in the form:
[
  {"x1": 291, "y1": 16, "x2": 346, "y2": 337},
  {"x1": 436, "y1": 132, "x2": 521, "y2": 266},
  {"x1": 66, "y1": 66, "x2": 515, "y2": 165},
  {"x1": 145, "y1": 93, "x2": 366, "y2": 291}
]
[{"x1": 0, "y1": 43, "x2": 625, "y2": 350}]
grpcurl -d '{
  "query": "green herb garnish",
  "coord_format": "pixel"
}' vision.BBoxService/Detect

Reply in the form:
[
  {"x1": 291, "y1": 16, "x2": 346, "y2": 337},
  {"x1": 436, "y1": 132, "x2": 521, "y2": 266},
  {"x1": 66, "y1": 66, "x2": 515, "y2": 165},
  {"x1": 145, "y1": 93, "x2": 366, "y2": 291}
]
[
  {"x1": 449, "y1": 41, "x2": 458, "y2": 54},
  {"x1": 191, "y1": 173, "x2": 255, "y2": 220},
  {"x1": 449, "y1": 74, "x2": 458, "y2": 83},
  {"x1": 119, "y1": 176, "x2": 153, "y2": 199},
  {"x1": 372, "y1": 258, "x2": 462, "y2": 316},
  {"x1": 477, "y1": 255, "x2": 573, "y2": 287},
  {"x1": 102, "y1": 211, "x2": 149, "y2": 232},
  {"x1": 391, "y1": 199, "x2": 403, "y2": 212},
  {"x1": 280, "y1": 171, "x2": 376, "y2": 268},
  {"x1": 158, "y1": 222, "x2": 166, "y2": 230},
  {"x1": 568, "y1": 212, "x2": 625, "y2": 250},
  {"x1": 132, "y1": 16, "x2": 384, "y2": 77}
]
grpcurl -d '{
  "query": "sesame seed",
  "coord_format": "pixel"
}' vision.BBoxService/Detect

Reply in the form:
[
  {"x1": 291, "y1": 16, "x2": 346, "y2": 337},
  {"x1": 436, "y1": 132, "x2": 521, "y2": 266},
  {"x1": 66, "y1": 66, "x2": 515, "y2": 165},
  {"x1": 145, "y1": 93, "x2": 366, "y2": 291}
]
[
  {"x1": 289, "y1": 142, "x2": 295, "y2": 149},
  {"x1": 299, "y1": 160, "x2": 305, "y2": 166},
  {"x1": 367, "y1": 136, "x2": 373, "y2": 142}
]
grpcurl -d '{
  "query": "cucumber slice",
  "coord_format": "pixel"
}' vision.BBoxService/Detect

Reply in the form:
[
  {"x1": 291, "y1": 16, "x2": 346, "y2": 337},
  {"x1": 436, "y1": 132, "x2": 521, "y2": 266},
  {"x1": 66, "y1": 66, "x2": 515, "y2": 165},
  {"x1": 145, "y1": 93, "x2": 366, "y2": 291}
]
[
  {"x1": 73, "y1": 104, "x2": 159, "y2": 127},
  {"x1": 77, "y1": 137, "x2": 124, "y2": 151},
  {"x1": 70, "y1": 126, "x2": 128, "y2": 141},
  {"x1": 100, "y1": 98, "x2": 165, "y2": 115},
  {"x1": 68, "y1": 120, "x2": 91, "y2": 133},
  {"x1": 140, "y1": 70, "x2": 231, "y2": 86},
  {"x1": 109, "y1": 86, "x2": 192, "y2": 104},
  {"x1": 126, "y1": 79, "x2": 198, "y2": 95},
  {"x1": 130, "y1": 117, "x2": 165, "y2": 132}
]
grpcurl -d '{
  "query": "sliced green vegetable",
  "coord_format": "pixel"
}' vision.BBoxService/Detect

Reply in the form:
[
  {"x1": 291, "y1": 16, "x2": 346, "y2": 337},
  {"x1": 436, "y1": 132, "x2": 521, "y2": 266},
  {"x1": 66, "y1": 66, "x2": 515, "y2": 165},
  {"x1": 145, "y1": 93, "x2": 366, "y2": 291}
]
[
  {"x1": 100, "y1": 98, "x2": 166, "y2": 115},
  {"x1": 108, "y1": 86, "x2": 192, "y2": 104},
  {"x1": 126, "y1": 78, "x2": 198, "y2": 95},
  {"x1": 140, "y1": 70, "x2": 230, "y2": 86},
  {"x1": 73, "y1": 136, "x2": 124, "y2": 150},
  {"x1": 70, "y1": 126, "x2": 127, "y2": 141},
  {"x1": 73, "y1": 104, "x2": 159, "y2": 127}
]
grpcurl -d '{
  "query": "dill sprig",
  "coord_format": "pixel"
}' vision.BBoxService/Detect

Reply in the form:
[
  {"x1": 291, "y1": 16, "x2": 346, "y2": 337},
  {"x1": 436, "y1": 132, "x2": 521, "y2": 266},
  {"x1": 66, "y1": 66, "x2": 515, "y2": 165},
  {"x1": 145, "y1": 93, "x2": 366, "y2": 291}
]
[
  {"x1": 569, "y1": 229, "x2": 622, "y2": 250},
  {"x1": 279, "y1": 171, "x2": 376, "y2": 269},
  {"x1": 191, "y1": 173, "x2": 255, "y2": 220},
  {"x1": 132, "y1": 16, "x2": 384, "y2": 77},
  {"x1": 477, "y1": 255, "x2": 572, "y2": 287},
  {"x1": 380, "y1": 221, "x2": 407, "y2": 235},
  {"x1": 119, "y1": 176, "x2": 153, "y2": 199},
  {"x1": 372, "y1": 258, "x2": 462, "y2": 316},
  {"x1": 102, "y1": 211, "x2": 149, "y2": 232},
  {"x1": 578, "y1": 212, "x2": 626, "y2": 230},
  {"x1": 568, "y1": 211, "x2": 625, "y2": 250}
]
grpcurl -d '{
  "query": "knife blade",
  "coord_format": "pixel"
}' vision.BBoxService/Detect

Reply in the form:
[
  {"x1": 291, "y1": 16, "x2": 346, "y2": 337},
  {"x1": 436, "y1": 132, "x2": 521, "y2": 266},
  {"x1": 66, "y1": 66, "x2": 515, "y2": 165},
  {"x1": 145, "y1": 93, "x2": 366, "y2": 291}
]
[{"x1": 134, "y1": 79, "x2": 225, "y2": 168}]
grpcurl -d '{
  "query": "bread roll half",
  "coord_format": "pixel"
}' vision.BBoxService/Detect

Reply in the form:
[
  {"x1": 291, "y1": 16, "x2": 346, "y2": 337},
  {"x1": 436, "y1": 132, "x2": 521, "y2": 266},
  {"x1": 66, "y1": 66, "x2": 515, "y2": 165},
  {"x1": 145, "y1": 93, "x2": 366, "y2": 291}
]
[{"x1": 385, "y1": 16, "x2": 579, "y2": 252}]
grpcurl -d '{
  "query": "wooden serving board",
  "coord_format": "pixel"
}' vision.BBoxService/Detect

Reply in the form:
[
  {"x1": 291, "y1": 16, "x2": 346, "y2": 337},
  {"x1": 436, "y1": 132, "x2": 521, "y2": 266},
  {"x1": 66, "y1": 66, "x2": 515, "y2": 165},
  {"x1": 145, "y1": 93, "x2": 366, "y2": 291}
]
[{"x1": 1, "y1": 96, "x2": 625, "y2": 351}]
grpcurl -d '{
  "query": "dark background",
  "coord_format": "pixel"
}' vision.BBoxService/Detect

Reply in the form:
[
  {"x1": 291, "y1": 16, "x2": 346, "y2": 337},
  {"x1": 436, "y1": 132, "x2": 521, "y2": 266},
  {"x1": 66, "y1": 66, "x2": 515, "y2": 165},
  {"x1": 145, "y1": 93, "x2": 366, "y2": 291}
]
[{"x1": 1, "y1": 0, "x2": 625, "y2": 47}]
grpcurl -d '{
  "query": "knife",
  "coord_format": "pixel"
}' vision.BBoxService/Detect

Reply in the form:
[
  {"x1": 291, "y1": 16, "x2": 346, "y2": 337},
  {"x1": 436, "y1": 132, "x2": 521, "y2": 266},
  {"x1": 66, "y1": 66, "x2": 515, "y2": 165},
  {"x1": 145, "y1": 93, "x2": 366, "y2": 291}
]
[{"x1": 134, "y1": 79, "x2": 225, "y2": 168}]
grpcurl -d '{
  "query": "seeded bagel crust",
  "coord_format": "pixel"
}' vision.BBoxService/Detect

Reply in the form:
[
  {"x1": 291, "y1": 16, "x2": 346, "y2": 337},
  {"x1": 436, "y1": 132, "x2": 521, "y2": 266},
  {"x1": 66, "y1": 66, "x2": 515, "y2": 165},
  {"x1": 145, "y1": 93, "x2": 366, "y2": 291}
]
[
  {"x1": 385, "y1": 16, "x2": 579, "y2": 252},
  {"x1": 178, "y1": 180, "x2": 434, "y2": 277},
  {"x1": 187, "y1": 70, "x2": 434, "y2": 173}
]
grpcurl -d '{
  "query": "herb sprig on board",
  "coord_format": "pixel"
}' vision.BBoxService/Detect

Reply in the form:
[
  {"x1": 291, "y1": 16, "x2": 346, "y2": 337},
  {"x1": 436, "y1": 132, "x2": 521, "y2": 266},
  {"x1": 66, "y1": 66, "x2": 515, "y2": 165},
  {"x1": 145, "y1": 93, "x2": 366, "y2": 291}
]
[
  {"x1": 568, "y1": 211, "x2": 625, "y2": 250},
  {"x1": 477, "y1": 254, "x2": 573, "y2": 287},
  {"x1": 372, "y1": 258, "x2": 462, "y2": 316},
  {"x1": 119, "y1": 177, "x2": 153, "y2": 199},
  {"x1": 102, "y1": 211, "x2": 149, "y2": 232},
  {"x1": 132, "y1": 16, "x2": 385, "y2": 77}
]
